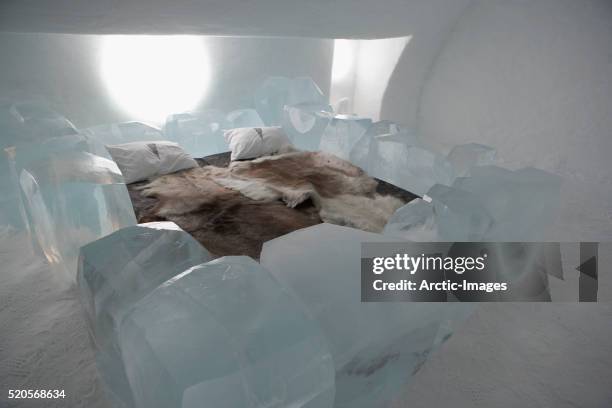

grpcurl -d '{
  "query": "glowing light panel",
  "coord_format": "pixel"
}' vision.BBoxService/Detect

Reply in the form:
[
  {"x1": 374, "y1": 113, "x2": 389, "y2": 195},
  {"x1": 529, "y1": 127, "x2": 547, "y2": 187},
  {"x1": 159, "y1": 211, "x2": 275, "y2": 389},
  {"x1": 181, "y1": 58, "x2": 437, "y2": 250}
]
[{"x1": 100, "y1": 36, "x2": 210, "y2": 124}]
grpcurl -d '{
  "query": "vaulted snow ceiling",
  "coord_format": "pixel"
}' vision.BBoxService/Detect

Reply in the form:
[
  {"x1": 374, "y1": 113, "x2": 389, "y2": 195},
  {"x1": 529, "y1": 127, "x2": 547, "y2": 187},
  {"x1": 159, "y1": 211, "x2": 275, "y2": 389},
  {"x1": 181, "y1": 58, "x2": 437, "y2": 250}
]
[{"x1": 0, "y1": 0, "x2": 464, "y2": 38}]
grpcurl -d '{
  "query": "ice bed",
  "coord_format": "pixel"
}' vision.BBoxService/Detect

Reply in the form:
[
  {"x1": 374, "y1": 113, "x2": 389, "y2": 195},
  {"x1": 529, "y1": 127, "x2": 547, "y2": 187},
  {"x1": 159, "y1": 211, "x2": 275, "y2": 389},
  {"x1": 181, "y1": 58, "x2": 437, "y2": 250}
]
[{"x1": 127, "y1": 150, "x2": 418, "y2": 259}]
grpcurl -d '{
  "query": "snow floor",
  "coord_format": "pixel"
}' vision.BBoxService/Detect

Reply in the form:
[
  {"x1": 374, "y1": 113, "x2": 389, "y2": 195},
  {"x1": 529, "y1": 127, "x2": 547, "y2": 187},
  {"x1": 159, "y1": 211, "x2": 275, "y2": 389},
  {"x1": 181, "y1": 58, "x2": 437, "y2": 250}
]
[{"x1": 1, "y1": 231, "x2": 611, "y2": 408}]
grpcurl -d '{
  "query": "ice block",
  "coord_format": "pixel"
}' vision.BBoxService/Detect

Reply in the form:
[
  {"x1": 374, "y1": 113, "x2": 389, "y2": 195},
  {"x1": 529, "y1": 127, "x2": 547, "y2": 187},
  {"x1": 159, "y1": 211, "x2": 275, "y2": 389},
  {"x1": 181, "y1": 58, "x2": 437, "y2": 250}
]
[
  {"x1": 1, "y1": 101, "x2": 78, "y2": 145},
  {"x1": 370, "y1": 145, "x2": 454, "y2": 197},
  {"x1": 426, "y1": 184, "x2": 495, "y2": 241},
  {"x1": 446, "y1": 143, "x2": 497, "y2": 177},
  {"x1": 319, "y1": 115, "x2": 372, "y2": 161},
  {"x1": 383, "y1": 198, "x2": 438, "y2": 241},
  {"x1": 226, "y1": 109, "x2": 265, "y2": 129},
  {"x1": 453, "y1": 166, "x2": 562, "y2": 240},
  {"x1": 81, "y1": 122, "x2": 163, "y2": 146},
  {"x1": 287, "y1": 77, "x2": 328, "y2": 106},
  {"x1": 77, "y1": 222, "x2": 212, "y2": 408},
  {"x1": 10, "y1": 135, "x2": 136, "y2": 284},
  {"x1": 164, "y1": 110, "x2": 228, "y2": 156},
  {"x1": 119, "y1": 256, "x2": 335, "y2": 408},
  {"x1": 349, "y1": 120, "x2": 419, "y2": 172},
  {"x1": 261, "y1": 224, "x2": 471, "y2": 408},
  {"x1": 282, "y1": 102, "x2": 333, "y2": 151},
  {"x1": 254, "y1": 76, "x2": 292, "y2": 126}
]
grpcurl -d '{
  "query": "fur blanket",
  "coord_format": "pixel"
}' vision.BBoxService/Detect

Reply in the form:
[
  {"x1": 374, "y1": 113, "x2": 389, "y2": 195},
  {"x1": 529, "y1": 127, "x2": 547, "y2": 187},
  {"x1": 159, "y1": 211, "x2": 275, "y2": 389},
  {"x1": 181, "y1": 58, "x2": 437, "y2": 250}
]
[{"x1": 138, "y1": 151, "x2": 405, "y2": 258}]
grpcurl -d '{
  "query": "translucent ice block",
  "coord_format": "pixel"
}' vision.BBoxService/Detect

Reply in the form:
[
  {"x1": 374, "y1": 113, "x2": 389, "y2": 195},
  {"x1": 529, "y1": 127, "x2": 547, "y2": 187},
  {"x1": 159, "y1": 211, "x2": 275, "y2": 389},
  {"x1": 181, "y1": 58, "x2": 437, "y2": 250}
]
[
  {"x1": 282, "y1": 102, "x2": 333, "y2": 151},
  {"x1": 1, "y1": 101, "x2": 78, "y2": 145},
  {"x1": 255, "y1": 76, "x2": 328, "y2": 128},
  {"x1": 453, "y1": 166, "x2": 562, "y2": 240},
  {"x1": 426, "y1": 184, "x2": 495, "y2": 241},
  {"x1": 349, "y1": 120, "x2": 419, "y2": 171},
  {"x1": 287, "y1": 77, "x2": 328, "y2": 105},
  {"x1": 11, "y1": 135, "x2": 136, "y2": 284},
  {"x1": 81, "y1": 122, "x2": 163, "y2": 146},
  {"x1": 77, "y1": 222, "x2": 212, "y2": 408},
  {"x1": 254, "y1": 76, "x2": 292, "y2": 126},
  {"x1": 446, "y1": 143, "x2": 497, "y2": 177},
  {"x1": 226, "y1": 109, "x2": 265, "y2": 129},
  {"x1": 370, "y1": 145, "x2": 454, "y2": 197},
  {"x1": 319, "y1": 115, "x2": 372, "y2": 161},
  {"x1": 164, "y1": 110, "x2": 228, "y2": 157},
  {"x1": 383, "y1": 198, "x2": 438, "y2": 241},
  {"x1": 119, "y1": 256, "x2": 335, "y2": 408},
  {"x1": 261, "y1": 224, "x2": 471, "y2": 408}
]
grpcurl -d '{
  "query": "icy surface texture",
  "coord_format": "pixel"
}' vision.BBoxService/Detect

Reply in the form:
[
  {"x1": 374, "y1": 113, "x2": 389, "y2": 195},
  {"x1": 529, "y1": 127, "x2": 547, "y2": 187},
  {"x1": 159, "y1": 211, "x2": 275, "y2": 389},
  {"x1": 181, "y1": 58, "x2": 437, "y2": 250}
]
[
  {"x1": 226, "y1": 108, "x2": 265, "y2": 129},
  {"x1": 385, "y1": 166, "x2": 562, "y2": 242},
  {"x1": 261, "y1": 224, "x2": 470, "y2": 408},
  {"x1": 384, "y1": 187, "x2": 494, "y2": 242},
  {"x1": 254, "y1": 76, "x2": 293, "y2": 126},
  {"x1": 318, "y1": 115, "x2": 372, "y2": 161},
  {"x1": 77, "y1": 222, "x2": 212, "y2": 408},
  {"x1": 383, "y1": 198, "x2": 439, "y2": 241},
  {"x1": 256, "y1": 76, "x2": 329, "y2": 128},
  {"x1": 164, "y1": 111, "x2": 228, "y2": 157},
  {"x1": 10, "y1": 135, "x2": 136, "y2": 284},
  {"x1": 349, "y1": 120, "x2": 419, "y2": 172},
  {"x1": 81, "y1": 121, "x2": 163, "y2": 146},
  {"x1": 119, "y1": 256, "x2": 335, "y2": 408},
  {"x1": 282, "y1": 103, "x2": 333, "y2": 150},
  {"x1": 270, "y1": 77, "x2": 333, "y2": 150},
  {"x1": 371, "y1": 144, "x2": 454, "y2": 197},
  {"x1": 426, "y1": 184, "x2": 495, "y2": 241},
  {"x1": 0, "y1": 104, "x2": 78, "y2": 231},
  {"x1": 446, "y1": 143, "x2": 497, "y2": 177},
  {"x1": 0, "y1": 101, "x2": 78, "y2": 147},
  {"x1": 453, "y1": 166, "x2": 562, "y2": 241}
]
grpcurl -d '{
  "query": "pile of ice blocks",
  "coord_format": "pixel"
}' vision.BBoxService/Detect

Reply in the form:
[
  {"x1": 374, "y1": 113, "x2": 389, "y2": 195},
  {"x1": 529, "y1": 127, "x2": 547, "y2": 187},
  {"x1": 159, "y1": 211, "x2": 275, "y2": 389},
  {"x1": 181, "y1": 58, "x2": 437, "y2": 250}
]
[
  {"x1": 261, "y1": 224, "x2": 473, "y2": 408},
  {"x1": 78, "y1": 222, "x2": 473, "y2": 408},
  {"x1": 384, "y1": 165, "x2": 562, "y2": 242},
  {"x1": 0, "y1": 102, "x2": 80, "y2": 230},
  {"x1": 1, "y1": 103, "x2": 137, "y2": 284},
  {"x1": 255, "y1": 76, "x2": 333, "y2": 150},
  {"x1": 319, "y1": 114, "x2": 372, "y2": 161},
  {"x1": 81, "y1": 121, "x2": 164, "y2": 146},
  {"x1": 163, "y1": 111, "x2": 228, "y2": 157},
  {"x1": 77, "y1": 222, "x2": 213, "y2": 408}
]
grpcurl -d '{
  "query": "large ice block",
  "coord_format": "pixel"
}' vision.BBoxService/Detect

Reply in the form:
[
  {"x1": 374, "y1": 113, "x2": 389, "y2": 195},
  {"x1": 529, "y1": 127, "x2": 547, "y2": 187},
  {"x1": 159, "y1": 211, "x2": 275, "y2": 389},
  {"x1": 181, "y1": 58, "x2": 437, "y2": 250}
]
[
  {"x1": 369, "y1": 145, "x2": 454, "y2": 197},
  {"x1": 119, "y1": 256, "x2": 335, "y2": 408},
  {"x1": 261, "y1": 224, "x2": 471, "y2": 408},
  {"x1": 319, "y1": 115, "x2": 372, "y2": 161},
  {"x1": 282, "y1": 102, "x2": 333, "y2": 151},
  {"x1": 426, "y1": 184, "x2": 495, "y2": 241},
  {"x1": 255, "y1": 76, "x2": 328, "y2": 128},
  {"x1": 77, "y1": 222, "x2": 212, "y2": 408},
  {"x1": 226, "y1": 108, "x2": 265, "y2": 129},
  {"x1": 164, "y1": 110, "x2": 228, "y2": 157},
  {"x1": 254, "y1": 76, "x2": 292, "y2": 126},
  {"x1": 453, "y1": 165, "x2": 562, "y2": 240},
  {"x1": 349, "y1": 120, "x2": 419, "y2": 171},
  {"x1": 10, "y1": 135, "x2": 136, "y2": 284},
  {"x1": 383, "y1": 198, "x2": 439, "y2": 241},
  {"x1": 1, "y1": 102, "x2": 78, "y2": 146},
  {"x1": 446, "y1": 143, "x2": 497, "y2": 177},
  {"x1": 287, "y1": 77, "x2": 328, "y2": 105},
  {"x1": 81, "y1": 122, "x2": 163, "y2": 146}
]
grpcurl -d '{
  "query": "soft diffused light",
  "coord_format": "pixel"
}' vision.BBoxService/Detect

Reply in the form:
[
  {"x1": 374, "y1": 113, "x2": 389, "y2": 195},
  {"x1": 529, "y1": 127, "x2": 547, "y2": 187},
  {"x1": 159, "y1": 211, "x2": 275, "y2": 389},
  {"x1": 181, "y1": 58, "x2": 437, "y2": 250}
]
[
  {"x1": 100, "y1": 35, "x2": 210, "y2": 124},
  {"x1": 331, "y1": 39, "x2": 358, "y2": 82}
]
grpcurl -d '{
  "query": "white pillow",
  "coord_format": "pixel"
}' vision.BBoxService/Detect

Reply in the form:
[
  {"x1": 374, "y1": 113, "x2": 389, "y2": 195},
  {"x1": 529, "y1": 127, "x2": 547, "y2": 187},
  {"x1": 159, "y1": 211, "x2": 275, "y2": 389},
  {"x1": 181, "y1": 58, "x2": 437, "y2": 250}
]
[
  {"x1": 224, "y1": 127, "x2": 293, "y2": 161},
  {"x1": 106, "y1": 141, "x2": 198, "y2": 183}
]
